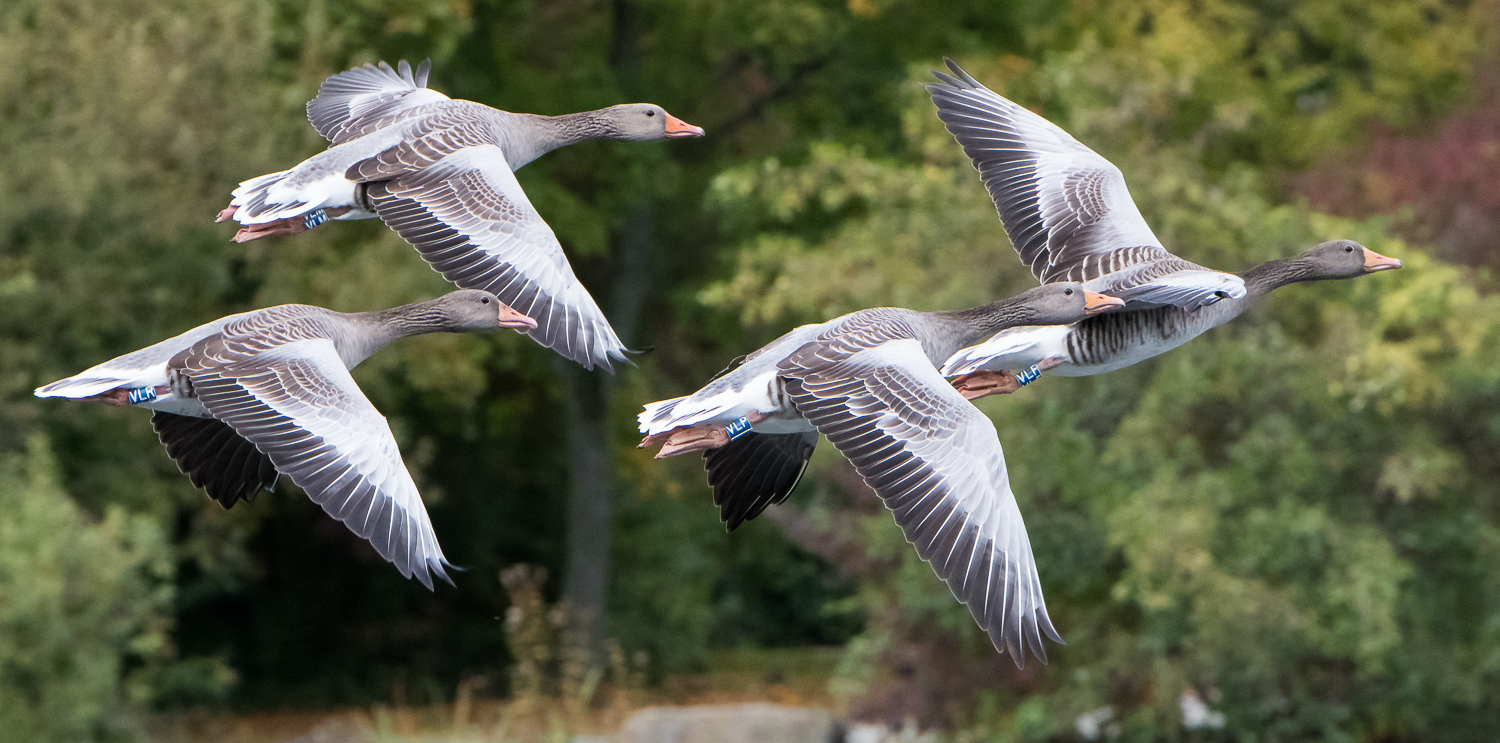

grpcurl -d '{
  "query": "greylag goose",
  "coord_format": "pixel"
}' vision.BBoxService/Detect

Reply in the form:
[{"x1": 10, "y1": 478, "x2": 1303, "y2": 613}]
[
  {"x1": 942, "y1": 239, "x2": 1402, "y2": 393},
  {"x1": 639, "y1": 284, "x2": 1125, "y2": 666},
  {"x1": 218, "y1": 60, "x2": 704, "y2": 371},
  {"x1": 926, "y1": 60, "x2": 1400, "y2": 395},
  {"x1": 927, "y1": 60, "x2": 1245, "y2": 312},
  {"x1": 35, "y1": 290, "x2": 537, "y2": 589}
]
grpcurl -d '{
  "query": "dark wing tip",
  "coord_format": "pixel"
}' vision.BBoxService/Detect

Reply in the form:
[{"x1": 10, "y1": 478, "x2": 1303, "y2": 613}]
[
  {"x1": 928, "y1": 72, "x2": 965, "y2": 90},
  {"x1": 944, "y1": 58, "x2": 983, "y2": 88},
  {"x1": 432, "y1": 559, "x2": 458, "y2": 588},
  {"x1": 412, "y1": 557, "x2": 458, "y2": 591}
]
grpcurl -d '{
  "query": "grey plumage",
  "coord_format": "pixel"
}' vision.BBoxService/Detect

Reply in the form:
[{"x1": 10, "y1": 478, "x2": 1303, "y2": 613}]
[
  {"x1": 643, "y1": 284, "x2": 1113, "y2": 666},
  {"x1": 36, "y1": 290, "x2": 530, "y2": 590},
  {"x1": 944, "y1": 239, "x2": 1398, "y2": 378},
  {"x1": 226, "y1": 60, "x2": 704, "y2": 372},
  {"x1": 927, "y1": 59, "x2": 1245, "y2": 311}
]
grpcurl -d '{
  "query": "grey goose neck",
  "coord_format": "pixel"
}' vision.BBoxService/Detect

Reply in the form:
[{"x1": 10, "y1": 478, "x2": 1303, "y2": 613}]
[
  {"x1": 499, "y1": 109, "x2": 630, "y2": 169},
  {"x1": 338, "y1": 300, "x2": 468, "y2": 366},
  {"x1": 1239, "y1": 255, "x2": 1340, "y2": 296},
  {"x1": 937, "y1": 285, "x2": 1095, "y2": 346},
  {"x1": 938, "y1": 298, "x2": 1042, "y2": 342}
]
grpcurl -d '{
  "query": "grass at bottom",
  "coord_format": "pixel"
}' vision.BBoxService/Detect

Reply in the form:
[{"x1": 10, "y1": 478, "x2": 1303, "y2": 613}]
[{"x1": 147, "y1": 646, "x2": 847, "y2": 743}]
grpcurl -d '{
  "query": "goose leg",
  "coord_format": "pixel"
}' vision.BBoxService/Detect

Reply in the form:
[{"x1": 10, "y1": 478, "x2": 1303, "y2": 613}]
[
  {"x1": 231, "y1": 207, "x2": 353, "y2": 242},
  {"x1": 951, "y1": 357, "x2": 1067, "y2": 400},
  {"x1": 951, "y1": 370, "x2": 1021, "y2": 400},
  {"x1": 640, "y1": 412, "x2": 768, "y2": 458},
  {"x1": 649, "y1": 425, "x2": 731, "y2": 458}
]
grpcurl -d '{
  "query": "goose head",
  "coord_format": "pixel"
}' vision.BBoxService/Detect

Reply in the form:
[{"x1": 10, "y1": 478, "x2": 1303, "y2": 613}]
[
  {"x1": 1010, "y1": 283, "x2": 1126, "y2": 325},
  {"x1": 599, "y1": 104, "x2": 705, "y2": 140},
  {"x1": 425, "y1": 290, "x2": 537, "y2": 332},
  {"x1": 1302, "y1": 239, "x2": 1402, "y2": 278}
]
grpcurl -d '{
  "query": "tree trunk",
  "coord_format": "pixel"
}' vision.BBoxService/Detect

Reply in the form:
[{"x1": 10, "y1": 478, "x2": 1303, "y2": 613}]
[
  {"x1": 559, "y1": 0, "x2": 649, "y2": 659},
  {"x1": 558, "y1": 202, "x2": 652, "y2": 663}
]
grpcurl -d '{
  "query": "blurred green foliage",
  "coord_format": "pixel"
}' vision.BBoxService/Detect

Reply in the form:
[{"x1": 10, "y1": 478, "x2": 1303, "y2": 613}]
[
  {"x1": 1, "y1": 0, "x2": 1498, "y2": 740},
  {"x1": 0, "y1": 436, "x2": 178, "y2": 742}
]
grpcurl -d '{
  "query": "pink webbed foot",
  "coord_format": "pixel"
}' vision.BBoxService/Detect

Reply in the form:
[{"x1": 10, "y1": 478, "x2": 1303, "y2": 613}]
[
  {"x1": 951, "y1": 370, "x2": 1021, "y2": 400},
  {"x1": 230, "y1": 207, "x2": 352, "y2": 242},
  {"x1": 643, "y1": 425, "x2": 731, "y2": 458},
  {"x1": 216, "y1": 205, "x2": 238, "y2": 223},
  {"x1": 951, "y1": 357, "x2": 1067, "y2": 400}
]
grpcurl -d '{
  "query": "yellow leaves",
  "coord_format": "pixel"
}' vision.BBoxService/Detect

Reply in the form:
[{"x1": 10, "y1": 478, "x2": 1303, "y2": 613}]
[
  {"x1": 846, "y1": 0, "x2": 879, "y2": 19},
  {"x1": 1378, "y1": 436, "x2": 1464, "y2": 503}
]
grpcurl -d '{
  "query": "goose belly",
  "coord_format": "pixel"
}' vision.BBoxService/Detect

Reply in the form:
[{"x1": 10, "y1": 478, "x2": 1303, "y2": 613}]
[
  {"x1": 639, "y1": 369, "x2": 810, "y2": 436},
  {"x1": 232, "y1": 127, "x2": 407, "y2": 224},
  {"x1": 125, "y1": 366, "x2": 212, "y2": 417},
  {"x1": 1050, "y1": 301, "x2": 1244, "y2": 376},
  {"x1": 35, "y1": 361, "x2": 213, "y2": 417}
]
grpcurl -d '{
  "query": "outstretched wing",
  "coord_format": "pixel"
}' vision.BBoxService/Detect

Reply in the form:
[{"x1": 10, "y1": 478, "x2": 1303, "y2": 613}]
[
  {"x1": 151, "y1": 411, "x2": 278, "y2": 509},
  {"x1": 780, "y1": 319, "x2": 1062, "y2": 666},
  {"x1": 182, "y1": 336, "x2": 453, "y2": 589},
  {"x1": 928, "y1": 60, "x2": 1244, "y2": 309},
  {"x1": 307, "y1": 59, "x2": 451, "y2": 145},
  {"x1": 355, "y1": 141, "x2": 628, "y2": 371},
  {"x1": 703, "y1": 431, "x2": 818, "y2": 531}
]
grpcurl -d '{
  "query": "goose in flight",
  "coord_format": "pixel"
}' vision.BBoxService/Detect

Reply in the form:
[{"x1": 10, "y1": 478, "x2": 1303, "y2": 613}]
[
  {"x1": 927, "y1": 60, "x2": 1399, "y2": 396},
  {"x1": 942, "y1": 239, "x2": 1401, "y2": 395},
  {"x1": 639, "y1": 284, "x2": 1124, "y2": 666},
  {"x1": 36, "y1": 290, "x2": 536, "y2": 589},
  {"x1": 218, "y1": 60, "x2": 704, "y2": 371}
]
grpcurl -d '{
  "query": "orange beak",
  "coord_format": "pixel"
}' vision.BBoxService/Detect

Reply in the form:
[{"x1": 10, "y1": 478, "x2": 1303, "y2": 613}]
[
  {"x1": 497, "y1": 303, "x2": 538, "y2": 331},
  {"x1": 1362, "y1": 248, "x2": 1402, "y2": 272},
  {"x1": 1084, "y1": 291, "x2": 1126, "y2": 314},
  {"x1": 663, "y1": 113, "x2": 706, "y2": 138}
]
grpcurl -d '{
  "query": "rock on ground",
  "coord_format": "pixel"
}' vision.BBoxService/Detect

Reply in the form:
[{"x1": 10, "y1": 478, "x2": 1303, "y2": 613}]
[{"x1": 621, "y1": 703, "x2": 834, "y2": 743}]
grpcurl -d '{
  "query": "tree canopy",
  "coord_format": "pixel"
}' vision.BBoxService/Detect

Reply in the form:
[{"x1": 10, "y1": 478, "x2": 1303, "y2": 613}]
[{"x1": 2, "y1": 0, "x2": 1497, "y2": 739}]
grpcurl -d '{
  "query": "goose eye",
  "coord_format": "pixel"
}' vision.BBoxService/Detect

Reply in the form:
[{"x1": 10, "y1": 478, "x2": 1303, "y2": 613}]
[
  {"x1": 481, "y1": 296, "x2": 491, "y2": 304},
  {"x1": 1064, "y1": 287, "x2": 1074, "y2": 295},
  {"x1": 1344, "y1": 245, "x2": 1354, "y2": 253},
  {"x1": 646, "y1": 110, "x2": 656, "y2": 117}
]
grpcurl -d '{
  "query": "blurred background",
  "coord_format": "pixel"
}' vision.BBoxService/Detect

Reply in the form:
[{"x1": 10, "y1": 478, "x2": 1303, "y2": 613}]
[{"x1": 3, "y1": 0, "x2": 1500, "y2": 740}]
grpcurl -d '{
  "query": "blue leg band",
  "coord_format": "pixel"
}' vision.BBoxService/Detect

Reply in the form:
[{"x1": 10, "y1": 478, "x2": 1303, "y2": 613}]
[
  {"x1": 724, "y1": 416, "x2": 753, "y2": 440},
  {"x1": 1015, "y1": 365, "x2": 1043, "y2": 387},
  {"x1": 303, "y1": 209, "x2": 328, "y2": 230}
]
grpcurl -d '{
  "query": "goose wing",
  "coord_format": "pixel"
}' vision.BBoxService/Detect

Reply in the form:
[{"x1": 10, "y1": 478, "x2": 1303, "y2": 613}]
[
  {"x1": 704, "y1": 431, "x2": 819, "y2": 530},
  {"x1": 307, "y1": 59, "x2": 451, "y2": 146},
  {"x1": 352, "y1": 133, "x2": 627, "y2": 371},
  {"x1": 180, "y1": 333, "x2": 452, "y2": 589},
  {"x1": 152, "y1": 411, "x2": 279, "y2": 509},
  {"x1": 779, "y1": 318, "x2": 1062, "y2": 666},
  {"x1": 927, "y1": 60, "x2": 1243, "y2": 309}
]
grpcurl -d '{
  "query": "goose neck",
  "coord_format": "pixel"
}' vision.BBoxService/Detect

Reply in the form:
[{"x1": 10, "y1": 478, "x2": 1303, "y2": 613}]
[
  {"x1": 373, "y1": 303, "x2": 460, "y2": 338},
  {"x1": 499, "y1": 112, "x2": 606, "y2": 169},
  {"x1": 938, "y1": 300, "x2": 1031, "y2": 346},
  {"x1": 536, "y1": 110, "x2": 617, "y2": 145},
  {"x1": 1240, "y1": 256, "x2": 1314, "y2": 296}
]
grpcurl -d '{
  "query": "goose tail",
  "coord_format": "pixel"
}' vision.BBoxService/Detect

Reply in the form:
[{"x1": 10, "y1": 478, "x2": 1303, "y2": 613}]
[
  {"x1": 638, "y1": 395, "x2": 688, "y2": 434},
  {"x1": 35, "y1": 375, "x2": 132, "y2": 399}
]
